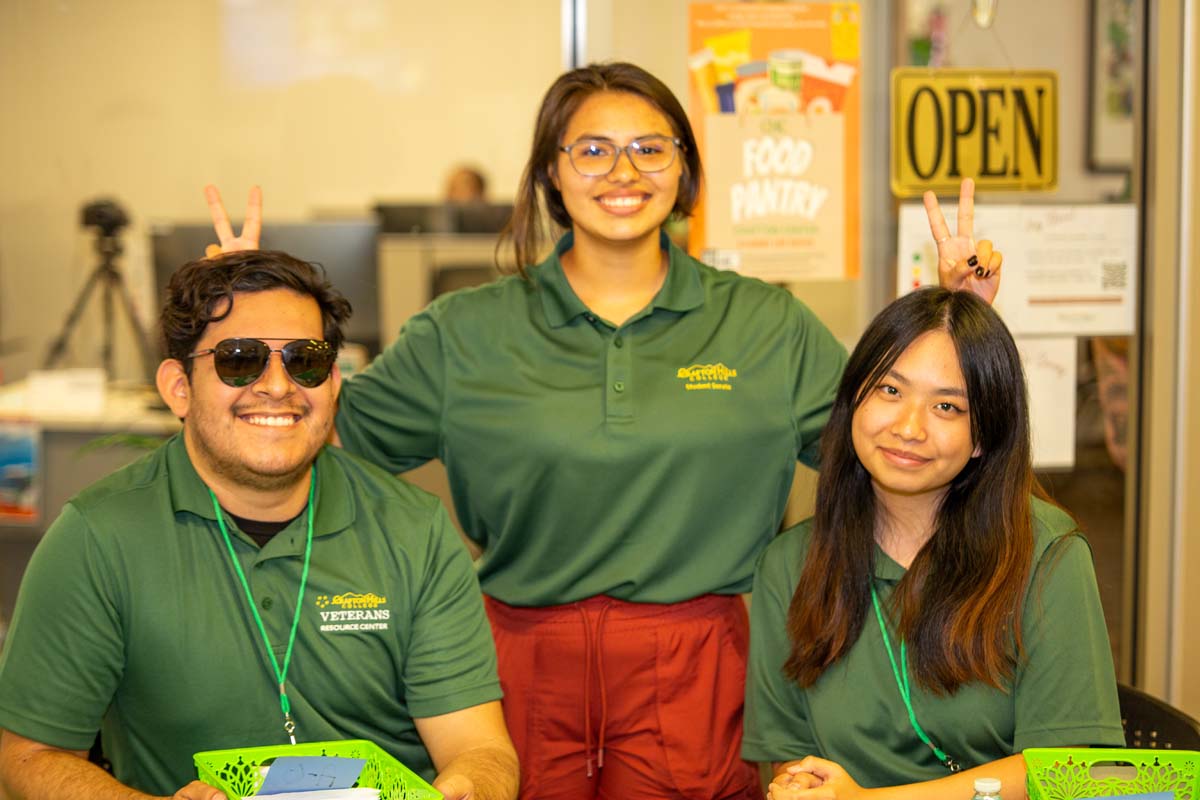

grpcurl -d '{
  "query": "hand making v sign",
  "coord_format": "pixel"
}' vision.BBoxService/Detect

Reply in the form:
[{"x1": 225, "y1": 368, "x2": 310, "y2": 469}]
[
  {"x1": 924, "y1": 178, "x2": 1003, "y2": 305},
  {"x1": 203, "y1": 184, "x2": 263, "y2": 258}
]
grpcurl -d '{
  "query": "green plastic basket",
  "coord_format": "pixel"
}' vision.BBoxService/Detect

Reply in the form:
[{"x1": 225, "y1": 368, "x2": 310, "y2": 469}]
[
  {"x1": 1025, "y1": 747, "x2": 1200, "y2": 800},
  {"x1": 193, "y1": 739, "x2": 442, "y2": 800}
]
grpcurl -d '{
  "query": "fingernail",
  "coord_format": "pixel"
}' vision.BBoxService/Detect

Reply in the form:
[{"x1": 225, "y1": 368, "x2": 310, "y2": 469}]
[
  {"x1": 984, "y1": 269, "x2": 992, "y2": 278},
  {"x1": 975, "y1": 267, "x2": 985, "y2": 277},
  {"x1": 967, "y1": 255, "x2": 979, "y2": 268}
]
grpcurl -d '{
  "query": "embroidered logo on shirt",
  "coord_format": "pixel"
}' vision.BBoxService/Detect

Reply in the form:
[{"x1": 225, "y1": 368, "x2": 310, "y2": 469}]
[
  {"x1": 676, "y1": 363, "x2": 738, "y2": 392},
  {"x1": 316, "y1": 591, "x2": 391, "y2": 633}
]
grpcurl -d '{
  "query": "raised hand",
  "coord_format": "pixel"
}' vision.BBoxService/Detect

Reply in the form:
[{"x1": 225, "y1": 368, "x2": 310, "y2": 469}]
[
  {"x1": 923, "y1": 178, "x2": 1002, "y2": 305},
  {"x1": 203, "y1": 185, "x2": 262, "y2": 258}
]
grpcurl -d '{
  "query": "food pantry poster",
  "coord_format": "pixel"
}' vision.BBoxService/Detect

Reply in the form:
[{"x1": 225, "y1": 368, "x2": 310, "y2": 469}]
[{"x1": 688, "y1": 3, "x2": 861, "y2": 280}]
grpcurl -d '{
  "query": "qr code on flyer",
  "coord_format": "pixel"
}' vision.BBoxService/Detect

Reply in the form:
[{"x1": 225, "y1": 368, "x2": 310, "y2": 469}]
[{"x1": 1101, "y1": 260, "x2": 1128, "y2": 290}]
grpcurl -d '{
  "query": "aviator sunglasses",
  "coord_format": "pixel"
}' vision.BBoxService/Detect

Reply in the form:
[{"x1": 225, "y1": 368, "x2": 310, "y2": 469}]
[{"x1": 187, "y1": 338, "x2": 336, "y2": 388}]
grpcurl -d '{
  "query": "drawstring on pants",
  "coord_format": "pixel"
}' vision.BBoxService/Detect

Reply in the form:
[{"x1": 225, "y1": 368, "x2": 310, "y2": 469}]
[
  {"x1": 575, "y1": 600, "x2": 612, "y2": 778},
  {"x1": 483, "y1": 592, "x2": 758, "y2": 797}
]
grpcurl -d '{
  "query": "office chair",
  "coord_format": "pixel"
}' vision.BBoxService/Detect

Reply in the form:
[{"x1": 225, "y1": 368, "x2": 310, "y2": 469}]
[{"x1": 1118, "y1": 682, "x2": 1200, "y2": 749}]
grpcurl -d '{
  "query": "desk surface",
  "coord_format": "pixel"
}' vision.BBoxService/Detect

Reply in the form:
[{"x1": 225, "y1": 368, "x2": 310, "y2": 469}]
[{"x1": 0, "y1": 381, "x2": 180, "y2": 435}]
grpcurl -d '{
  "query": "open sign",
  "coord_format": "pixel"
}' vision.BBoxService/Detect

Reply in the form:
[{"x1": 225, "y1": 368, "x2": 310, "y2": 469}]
[{"x1": 891, "y1": 69, "x2": 1058, "y2": 196}]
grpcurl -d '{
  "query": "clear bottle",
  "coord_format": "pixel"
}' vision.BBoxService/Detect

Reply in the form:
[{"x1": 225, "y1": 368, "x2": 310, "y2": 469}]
[{"x1": 972, "y1": 777, "x2": 1002, "y2": 800}]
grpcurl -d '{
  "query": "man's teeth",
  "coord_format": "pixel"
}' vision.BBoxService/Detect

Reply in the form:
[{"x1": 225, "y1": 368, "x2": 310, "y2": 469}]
[
  {"x1": 243, "y1": 415, "x2": 297, "y2": 427},
  {"x1": 600, "y1": 196, "x2": 644, "y2": 208}
]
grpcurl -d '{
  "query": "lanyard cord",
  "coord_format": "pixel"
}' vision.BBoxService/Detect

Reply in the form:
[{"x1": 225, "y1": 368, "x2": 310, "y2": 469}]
[
  {"x1": 209, "y1": 466, "x2": 315, "y2": 745},
  {"x1": 869, "y1": 582, "x2": 960, "y2": 772}
]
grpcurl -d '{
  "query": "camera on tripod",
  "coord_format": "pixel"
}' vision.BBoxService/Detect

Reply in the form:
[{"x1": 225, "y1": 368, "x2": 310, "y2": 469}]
[
  {"x1": 43, "y1": 197, "x2": 155, "y2": 379},
  {"x1": 81, "y1": 199, "x2": 129, "y2": 237}
]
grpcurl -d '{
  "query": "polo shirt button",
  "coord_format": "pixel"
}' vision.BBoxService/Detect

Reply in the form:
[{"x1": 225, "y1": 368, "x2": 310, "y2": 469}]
[
  {"x1": 613, "y1": 381, "x2": 625, "y2": 392},
  {"x1": 613, "y1": 336, "x2": 624, "y2": 348},
  {"x1": 261, "y1": 597, "x2": 274, "y2": 610},
  {"x1": 585, "y1": 313, "x2": 596, "y2": 323}
]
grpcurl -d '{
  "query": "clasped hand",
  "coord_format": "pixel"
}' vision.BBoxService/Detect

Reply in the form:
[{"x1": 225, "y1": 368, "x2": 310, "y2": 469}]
[
  {"x1": 169, "y1": 779, "x2": 228, "y2": 799},
  {"x1": 768, "y1": 756, "x2": 873, "y2": 800}
]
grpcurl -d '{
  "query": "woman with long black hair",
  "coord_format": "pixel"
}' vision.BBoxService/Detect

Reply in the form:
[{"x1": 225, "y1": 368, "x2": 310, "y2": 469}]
[{"x1": 744, "y1": 287, "x2": 1123, "y2": 800}]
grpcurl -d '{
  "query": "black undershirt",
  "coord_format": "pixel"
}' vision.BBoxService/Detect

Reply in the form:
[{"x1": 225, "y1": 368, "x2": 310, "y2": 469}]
[{"x1": 225, "y1": 509, "x2": 301, "y2": 548}]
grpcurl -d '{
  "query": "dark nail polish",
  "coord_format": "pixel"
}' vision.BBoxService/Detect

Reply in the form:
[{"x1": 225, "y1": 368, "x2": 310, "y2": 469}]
[
  {"x1": 967, "y1": 255, "x2": 979, "y2": 268},
  {"x1": 975, "y1": 267, "x2": 985, "y2": 278}
]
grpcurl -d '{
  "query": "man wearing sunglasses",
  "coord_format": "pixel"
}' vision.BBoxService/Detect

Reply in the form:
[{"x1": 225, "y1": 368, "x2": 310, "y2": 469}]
[{"x1": 0, "y1": 251, "x2": 518, "y2": 800}]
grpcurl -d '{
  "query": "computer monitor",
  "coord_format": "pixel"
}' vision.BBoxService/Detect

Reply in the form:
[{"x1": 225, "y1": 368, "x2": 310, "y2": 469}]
[
  {"x1": 372, "y1": 204, "x2": 452, "y2": 234},
  {"x1": 149, "y1": 220, "x2": 382, "y2": 356},
  {"x1": 372, "y1": 202, "x2": 512, "y2": 235},
  {"x1": 449, "y1": 203, "x2": 513, "y2": 234}
]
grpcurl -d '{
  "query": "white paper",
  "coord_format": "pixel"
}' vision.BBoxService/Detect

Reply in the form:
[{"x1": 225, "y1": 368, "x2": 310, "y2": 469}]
[
  {"x1": 1016, "y1": 337, "x2": 1077, "y2": 469},
  {"x1": 26, "y1": 368, "x2": 107, "y2": 416},
  {"x1": 897, "y1": 204, "x2": 1137, "y2": 336},
  {"x1": 246, "y1": 790, "x2": 379, "y2": 800}
]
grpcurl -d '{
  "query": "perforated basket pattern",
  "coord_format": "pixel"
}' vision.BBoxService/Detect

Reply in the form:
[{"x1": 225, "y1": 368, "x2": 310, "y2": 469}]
[
  {"x1": 193, "y1": 739, "x2": 441, "y2": 800},
  {"x1": 1024, "y1": 747, "x2": 1200, "y2": 800}
]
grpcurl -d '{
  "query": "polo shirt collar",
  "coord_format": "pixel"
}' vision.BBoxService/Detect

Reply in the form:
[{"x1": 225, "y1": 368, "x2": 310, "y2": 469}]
[
  {"x1": 535, "y1": 230, "x2": 705, "y2": 328},
  {"x1": 164, "y1": 432, "x2": 355, "y2": 538},
  {"x1": 655, "y1": 235, "x2": 706, "y2": 313},
  {"x1": 872, "y1": 544, "x2": 908, "y2": 583}
]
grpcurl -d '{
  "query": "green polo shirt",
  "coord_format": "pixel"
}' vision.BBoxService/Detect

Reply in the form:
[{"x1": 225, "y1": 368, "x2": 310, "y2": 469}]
[
  {"x1": 742, "y1": 497, "x2": 1124, "y2": 786},
  {"x1": 336, "y1": 231, "x2": 847, "y2": 606},
  {"x1": 0, "y1": 434, "x2": 500, "y2": 795}
]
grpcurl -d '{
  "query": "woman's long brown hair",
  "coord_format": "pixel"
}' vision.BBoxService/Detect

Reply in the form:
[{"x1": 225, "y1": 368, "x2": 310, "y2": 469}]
[{"x1": 784, "y1": 288, "x2": 1046, "y2": 694}]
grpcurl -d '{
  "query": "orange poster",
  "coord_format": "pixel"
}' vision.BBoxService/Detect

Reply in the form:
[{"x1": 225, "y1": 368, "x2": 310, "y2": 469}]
[{"x1": 688, "y1": 2, "x2": 861, "y2": 280}]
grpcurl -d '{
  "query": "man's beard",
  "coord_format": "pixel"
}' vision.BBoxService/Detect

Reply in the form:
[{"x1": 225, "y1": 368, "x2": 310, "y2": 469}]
[{"x1": 187, "y1": 419, "x2": 324, "y2": 494}]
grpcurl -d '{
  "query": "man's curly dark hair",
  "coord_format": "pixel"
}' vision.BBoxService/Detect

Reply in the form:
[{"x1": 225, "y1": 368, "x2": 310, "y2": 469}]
[{"x1": 159, "y1": 250, "x2": 353, "y2": 376}]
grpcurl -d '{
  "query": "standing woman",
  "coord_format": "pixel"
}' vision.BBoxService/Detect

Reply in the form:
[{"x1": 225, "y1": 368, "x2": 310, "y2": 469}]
[
  {"x1": 743, "y1": 288, "x2": 1123, "y2": 800},
  {"x1": 206, "y1": 63, "x2": 999, "y2": 800}
]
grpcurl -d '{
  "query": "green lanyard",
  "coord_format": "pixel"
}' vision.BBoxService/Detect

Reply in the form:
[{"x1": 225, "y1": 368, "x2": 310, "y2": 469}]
[
  {"x1": 209, "y1": 466, "x2": 315, "y2": 745},
  {"x1": 869, "y1": 582, "x2": 961, "y2": 773}
]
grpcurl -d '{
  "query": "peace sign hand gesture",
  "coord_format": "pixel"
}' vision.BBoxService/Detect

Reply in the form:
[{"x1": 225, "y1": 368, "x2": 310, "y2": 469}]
[
  {"x1": 203, "y1": 184, "x2": 262, "y2": 258},
  {"x1": 923, "y1": 178, "x2": 1002, "y2": 305}
]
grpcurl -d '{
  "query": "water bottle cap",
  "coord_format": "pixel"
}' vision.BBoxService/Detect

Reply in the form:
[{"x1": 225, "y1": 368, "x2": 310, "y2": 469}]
[{"x1": 974, "y1": 777, "x2": 1002, "y2": 793}]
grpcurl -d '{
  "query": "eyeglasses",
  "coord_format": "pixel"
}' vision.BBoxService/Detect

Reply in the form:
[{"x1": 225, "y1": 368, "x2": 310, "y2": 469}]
[
  {"x1": 559, "y1": 135, "x2": 682, "y2": 177},
  {"x1": 187, "y1": 338, "x2": 336, "y2": 388}
]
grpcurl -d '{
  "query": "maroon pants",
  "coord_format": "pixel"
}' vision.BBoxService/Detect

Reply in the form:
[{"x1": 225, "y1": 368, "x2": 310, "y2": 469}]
[{"x1": 485, "y1": 594, "x2": 762, "y2": 800}]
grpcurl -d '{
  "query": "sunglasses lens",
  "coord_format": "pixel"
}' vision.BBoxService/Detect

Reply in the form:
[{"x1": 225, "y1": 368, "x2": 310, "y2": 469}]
[
  {"x1": 212, "y1": 339, "x2": 271, "y2": 386},
  {"x1": 281, "y1": 340, "x2": 335, "y2": 387}
]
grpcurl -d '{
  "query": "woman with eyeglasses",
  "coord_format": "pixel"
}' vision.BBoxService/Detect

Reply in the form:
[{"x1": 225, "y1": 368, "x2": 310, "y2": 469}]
[
  {"x1": 744, "y1": 288, "x2": 1122, "y2": 800},
  {"x1": 206, "y1": 62, "x2": 1001, "y2": 800}
]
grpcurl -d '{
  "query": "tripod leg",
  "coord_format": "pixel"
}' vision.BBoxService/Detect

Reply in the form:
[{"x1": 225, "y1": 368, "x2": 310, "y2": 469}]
[
  {"x1": 103, "y1": 268, "x2": 115, "y2": 378},
  {"x1": 110, "y1": 267, "x2": 158, "y2": 379},
  {"x1": 44, "y1": 233, "x2": 155, "y2": 380},
  {"x1": 43, "y1": 267, "x2": 107, "y2": 369}
]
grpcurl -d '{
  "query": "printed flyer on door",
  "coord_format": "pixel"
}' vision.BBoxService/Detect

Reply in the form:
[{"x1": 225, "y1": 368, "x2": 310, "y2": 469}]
[{"x1": 688, "y1": 2, "x2": 861, "y2": 280}]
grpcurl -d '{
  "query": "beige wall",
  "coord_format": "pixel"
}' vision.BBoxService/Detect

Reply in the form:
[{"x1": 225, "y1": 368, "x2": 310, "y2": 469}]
[{"x1": 0, "y1": 0, "x2": 561, "y2": 383}]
